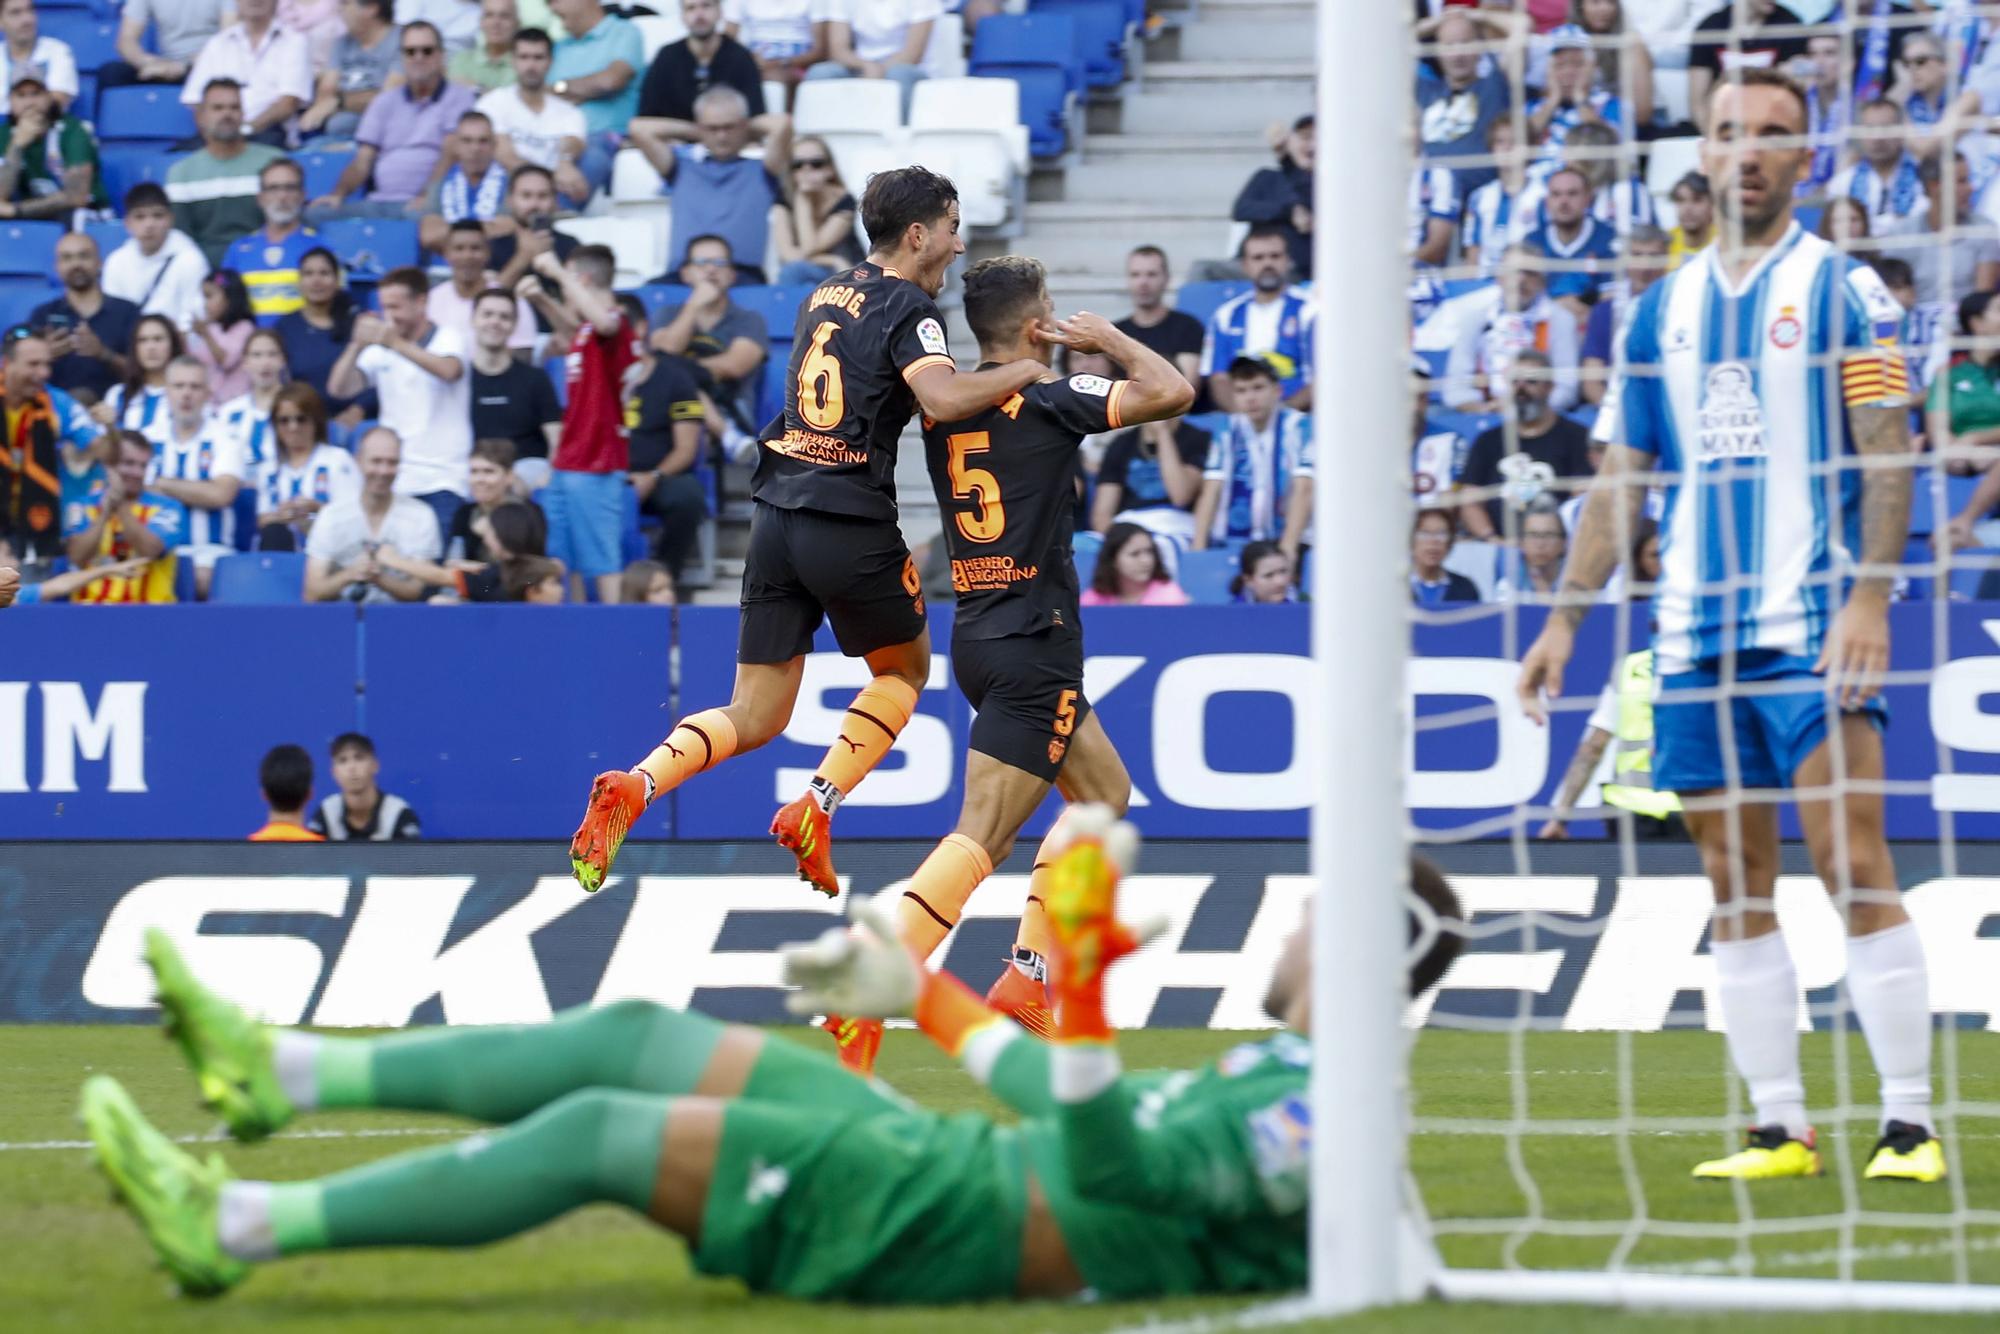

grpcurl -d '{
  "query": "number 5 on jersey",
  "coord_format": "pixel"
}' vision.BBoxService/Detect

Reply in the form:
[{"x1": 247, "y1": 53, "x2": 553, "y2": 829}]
[
  {"x1": 947, "y1": 431, "x2": 1006, "y2": 542},
  {"x1": 798, "y1": 321, "x2": 845, "y2": 430}
]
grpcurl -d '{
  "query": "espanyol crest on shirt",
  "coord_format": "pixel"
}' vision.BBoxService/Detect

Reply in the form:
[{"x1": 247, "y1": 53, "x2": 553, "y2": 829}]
[{"x1": 1769, "y1": 305, "x2": 1802, "y2": 349}]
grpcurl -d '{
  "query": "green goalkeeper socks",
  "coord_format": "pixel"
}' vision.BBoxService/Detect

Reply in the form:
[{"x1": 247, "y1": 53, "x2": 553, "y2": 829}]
[
  {"x1": 257, "y1": 1089, "x2": 668, "y2": 1255},
  {"x1": 307, "y1": 1000, "x2": 726, "y2": 1123}
]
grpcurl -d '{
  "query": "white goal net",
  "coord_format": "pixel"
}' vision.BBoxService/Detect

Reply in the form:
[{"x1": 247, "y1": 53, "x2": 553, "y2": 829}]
[{"x1": 1313, "y1": 0, "x2": 2000, "y2": 1316}]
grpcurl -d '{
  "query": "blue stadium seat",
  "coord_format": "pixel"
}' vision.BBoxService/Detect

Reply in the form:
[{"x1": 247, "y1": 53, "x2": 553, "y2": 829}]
[
  {"x1": 1030, "y1": 0, "x2": 1126, "y2": 87},
  {"x1": 1071, "y1": 529, "x2": 1103, "y2": 587},
  {"x1": 1950, "y1": 553, "x2": 2000, "y2": 602},
  {"x1": 998, "y1": 67, "x2": 1069, "y2": 158},
  {"x1": 630, "y1": 282, "x2": 693, "y2": 326},
  {"x1": 1177, "y1": 548, "x2": 1238, "y2": 605},
  {"x1": 97, "y1": 84, "x2": 196, "y2": 144},
  {"x1": 1176, "y1": 280, "x2": 1250, "y2": 327},
  {"x1": 1909, "y1": 467, "x2": 1941, "y2": 537},
  {"x1": 209, "y1": 552, "x2": 308, "y2": 605},
  {"x1": 0, "y1": 222, "x2": 64, "y2": 277},
  {"x1": 971, "y1": 13, "x2": 1083, "y2": 96},
  {"x1": 316, "y1": 217, "x2": 420, "y2": 277},
  {"x1": 296, "y1": 149, "x2": 358, "y2": 203},
  {"x1": 0, "y1": 276, "x2": 54, "y2": 330},
  {"x1": 756, "y1": 354, "x2": 788, "y2": 427},
  {"x1": 731, "y1": 283, "x2": 813, "y2": 337},
  {"x1": 97, "y1": 145, "x2": 169, "y2": 209},
  {"x1": 173, "y1": 552, "x2": 196, "y2": 602},
  {"x1": 40, "y1": 13, "x2": 118, "y2": 73},
  {"x1": 76, "y1": 71, "x2": 96, "y2": 120},
  {"x1": 82, "y1": 217, "x2": 125, "y2": 256}
]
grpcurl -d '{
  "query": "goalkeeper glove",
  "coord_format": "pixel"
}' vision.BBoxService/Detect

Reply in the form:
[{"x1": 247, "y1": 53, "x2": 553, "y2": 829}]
[
  {"x1": 1041, "y1": 805, "x2": 1164, "y2": 1042},
  {"x1": 780, "y1": 896, "x2": 920, "y2": 1019}
]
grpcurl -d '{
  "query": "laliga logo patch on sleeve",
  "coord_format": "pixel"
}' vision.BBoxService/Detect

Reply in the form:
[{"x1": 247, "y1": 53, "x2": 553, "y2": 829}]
[
  {"x1": 1068, "y1": 373, "x2": 1112, "y2": 397},
  {"x1": 917, "y1": 317, "x2": 949, "y2": 358}
]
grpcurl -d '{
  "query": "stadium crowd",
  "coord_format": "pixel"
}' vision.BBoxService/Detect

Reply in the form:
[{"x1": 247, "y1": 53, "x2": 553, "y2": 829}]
[{"x1": 1406, "y1": 0, "x2": 2000, "y2": 607}]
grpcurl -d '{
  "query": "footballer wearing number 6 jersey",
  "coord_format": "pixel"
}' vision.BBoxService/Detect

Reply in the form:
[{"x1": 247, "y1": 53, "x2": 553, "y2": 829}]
[{"x1": 568, "y1": 169, "x2": 1055, "y2": 950}]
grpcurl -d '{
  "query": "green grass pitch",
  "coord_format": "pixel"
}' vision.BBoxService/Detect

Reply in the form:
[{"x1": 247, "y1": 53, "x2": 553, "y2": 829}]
[{"x1": 7, "y1": 1022, "x2": 2000, "y2": 1332}]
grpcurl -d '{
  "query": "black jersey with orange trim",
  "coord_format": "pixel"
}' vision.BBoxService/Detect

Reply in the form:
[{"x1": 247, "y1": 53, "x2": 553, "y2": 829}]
[
  {"x1": 922, "y1": 368, "x2": 1131, "y2": 641},
  {"x1": 752, "y1": 261, "x2": 954, "y2": 522}
]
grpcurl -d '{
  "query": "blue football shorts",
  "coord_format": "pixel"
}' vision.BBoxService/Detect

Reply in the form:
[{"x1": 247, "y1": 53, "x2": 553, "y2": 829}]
[{"x1": 1651, "y1": 650, "x2": 1888, "y2": 793}]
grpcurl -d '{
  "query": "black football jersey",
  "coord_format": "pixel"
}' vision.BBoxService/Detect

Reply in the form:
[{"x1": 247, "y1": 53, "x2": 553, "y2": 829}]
[
  {"x1": 923, "y1": 368, "x2": 1131, "y2": 640},
  {"x1": 753, "y1": 261, "x2": 955, "y2": 522}
]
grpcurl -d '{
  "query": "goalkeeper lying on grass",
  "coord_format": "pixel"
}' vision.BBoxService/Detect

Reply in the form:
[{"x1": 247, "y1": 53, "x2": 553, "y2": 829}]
[{"x1": 83, "y1": 810, "x2": 1465, "y2": 1303}]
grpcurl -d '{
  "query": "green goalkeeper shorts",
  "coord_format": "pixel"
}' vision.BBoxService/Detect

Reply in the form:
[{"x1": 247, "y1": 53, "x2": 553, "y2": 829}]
[
  {"x1": 694, "y1": 1101, "x2": 1029, "y2": 1302},
  {"x1": 691, "y1": 1031, "x2": 1027, "y2": 1302}
]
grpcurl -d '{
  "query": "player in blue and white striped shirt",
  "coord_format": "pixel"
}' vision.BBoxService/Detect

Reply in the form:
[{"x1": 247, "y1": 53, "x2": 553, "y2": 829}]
[{"x1": 1518, "y1": 68, "x2": 1944, "y2": 1188}]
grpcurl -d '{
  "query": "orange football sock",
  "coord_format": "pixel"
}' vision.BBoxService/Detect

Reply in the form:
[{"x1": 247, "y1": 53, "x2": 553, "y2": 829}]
[
  {"x1": 1013, "y1": 825, "x2": 1066, "y2": 961},
  {"x1": 632, "y1": 709, "x2": 738, "y2": 806},
  {"x1": 915, "y1": 968, "x2": 1005, "y2": 1056},
  {"x1": 804, "y1": 676, "x2": 919, "y2": 813},
  {"x1": 897, "y1": 833, "x2": 993, "y2": 960}
]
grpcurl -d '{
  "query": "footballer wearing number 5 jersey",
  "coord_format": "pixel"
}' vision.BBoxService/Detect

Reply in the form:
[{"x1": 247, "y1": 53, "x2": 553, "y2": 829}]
[
  {"x1": 819, "y1": 259, "x2": 1196, "y2": 1069},
  {"x1": 569, "y1": 168, "x2": 1055, "y2": 913}
]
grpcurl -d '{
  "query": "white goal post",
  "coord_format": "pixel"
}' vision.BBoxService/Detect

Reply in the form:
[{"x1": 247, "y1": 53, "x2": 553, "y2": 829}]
[{"x1": 1307, "y1": 0, "x2": 2000, "y2": 1319}]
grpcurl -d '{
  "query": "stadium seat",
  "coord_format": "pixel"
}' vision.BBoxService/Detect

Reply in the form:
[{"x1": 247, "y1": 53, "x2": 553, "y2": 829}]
[
  {"x1": 296, "y1": 149, "x2": 357, "y2": 203},
  {"x1": 908, "y1": 78, "x2": 1029, "y2": 227},
  {"x1": 972, "y1": 13, "x2": 1084, "y2": 96},
  {"x1": 909, "y1": 78, "x2": 1028, "y2": 171},
  {"x1": 96, "y1": 145, "x2": 168, "y2": 209},
  {"x1": 632, "y1": 12, "x2": 688, "y2": 63},
  {"x1": 316, "y1": 217, "x2": 420, "y2": 277},
  {"x1": 172, "y1": 552, "x2": 196, "y2": 603},
  {"x1": 1645, "y1": 136, "x2": 1700, "y2": 199},
  {"x1": 794, "y1": 77, "x2": 903, "y2": 135},
  {"x1": 554, "y1": 216, "x2": 660, "y2": 290},
  {"x1": 0, "y1": 222, "x2": 63, "y2": 278},
  {"x1": 631, "y1": 282, "x2": 692, "y2": 326},
  {"x1": 39, "y1": 13, "x2": 117, "y2": 73},
  {"x1": 209, "y1": 552, "x2": 308, "y2": 605},
  {"x1": 1909, "y1": 467, "x2": 1942, "y2": 537},
  {"x1": 1175, "y1": 280, "x2": 1249, "y2": 327},
  {"x1": 1177, "y1": 548, "x2": 1237, "y2": 605},
  {"x1": 730, "y1": 284, "x2": 811, "y2": 337},
  {"x1": 1029, "y1": 0, "x2": 1126, "y2": 87},
  {"x1": 1654, "y1": 67, "x2": 1690, "y2": 127},
  {"x1": 97, "y1": 84, "x2": 196, "y2": 145},
  {"x1": 611, "y1": 147, "x2": 664, "y2": 202},
  {"x1": 0, "y1": 276, "x2": 53, "y2": 330},
  {"x1": 983, "y1": 65, "x2": 1070, "y2": 159},
  {"x1": 924, "y1": 11, "x2": 969, "y2": 78},
  {"x1": 761, "y1": 79, "x2": 788, "y2": 114},
  {"x1": 1950, "y1": 551, "x2": 2000, "y2": 601},
  {"x1": 81, "y1": 217, "x2": 125, "y2": 256},
  {"x1": 1072, "y1": 529, "x2": 1103, "y2": 586}
]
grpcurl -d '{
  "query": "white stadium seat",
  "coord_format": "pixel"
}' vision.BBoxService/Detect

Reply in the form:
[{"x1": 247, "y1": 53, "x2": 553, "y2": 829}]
[
  {"x1": 1653, "y1": 67, "x2": 1690, "y2": 127},
  {"x1": 762, "y1": 79, "x2": 788, "y2": 114},
  {"x1": 555, "y1": 216, "x2": 663, "y2": 290},
  {"x1": 924, "y1": 12, "x2": 968, "y2": 78},
  {"x1": 909, "y1": 77, "x2": 1029, "y2": 174},
  {"x1": 633, "y1": 13, "x2": 687, "y2": 64},
  {"x1": 1646, "y1": 135, "x2": 1700, "y2": 198},
  {"x1": 611, "y1": 147, "x2": 663, "y2": 202},
  {"x1": 793, "y1": 77, "x2": 903, "y2": 134}
]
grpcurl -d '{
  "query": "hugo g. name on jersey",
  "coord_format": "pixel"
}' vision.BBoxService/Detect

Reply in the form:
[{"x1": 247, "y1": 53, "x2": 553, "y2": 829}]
[
  {"x1": 1610, "y1": 222, "x2": 1909, "y2": 675},
  {"x1": 753, "y1": 261, "x2": 955, "y2": 522},
  {"x1": 922, "y1": 370, "x2": 1129, "y2": 640}
]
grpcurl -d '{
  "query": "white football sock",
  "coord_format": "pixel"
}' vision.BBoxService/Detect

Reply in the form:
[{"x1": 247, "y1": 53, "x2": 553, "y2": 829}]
[
  {"x1": 272, "y1": 1031, "x2": 323, "y2": 1111},
  {"x1": 1711, "y1": 931, "x2": 1809, "y2": 1140},
  {"x1": 216, "y1": 1181, "x2": 279, "y2": 1261},
  {"x1": 1845, "y1": 921, "x2": 1934, "y2": 1132}
]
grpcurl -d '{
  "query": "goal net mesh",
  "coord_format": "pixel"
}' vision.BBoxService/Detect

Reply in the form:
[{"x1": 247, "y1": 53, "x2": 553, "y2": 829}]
[{"x1": 1400, "y1": 0, "x2": 2000, "y2": 1296}]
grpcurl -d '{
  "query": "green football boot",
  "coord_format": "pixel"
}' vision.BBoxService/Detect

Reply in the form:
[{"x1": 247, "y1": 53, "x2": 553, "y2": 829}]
[
  {"x1": 145, "y1": 927, "x2": 294, "y2": 1141},
  {"x1": 81, "y1": 1075, "x2": 247, "y2": 1299}
]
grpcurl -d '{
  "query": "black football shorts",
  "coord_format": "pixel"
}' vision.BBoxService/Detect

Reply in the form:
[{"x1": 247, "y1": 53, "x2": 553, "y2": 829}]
[
  {"x1": 952, "y1": 623, "x2": 1092, "y2": 781},
  {"x1": 738, "y1": 501, "x2": 928, "y2": 663}
]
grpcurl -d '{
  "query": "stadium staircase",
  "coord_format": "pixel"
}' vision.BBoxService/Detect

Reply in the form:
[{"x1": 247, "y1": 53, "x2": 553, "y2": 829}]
[{"x1": 694, "y1": 0, "x2": 1314, "y2": 603}]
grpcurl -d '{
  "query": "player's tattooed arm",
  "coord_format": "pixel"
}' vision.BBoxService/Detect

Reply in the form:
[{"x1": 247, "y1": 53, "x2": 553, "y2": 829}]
[
  {"x1": 1553, "y1": 442, "x2": 1650, "y2": 632},
  {"x1": 1849, "y1": 402, "x2": 1915, "y2": 603}
]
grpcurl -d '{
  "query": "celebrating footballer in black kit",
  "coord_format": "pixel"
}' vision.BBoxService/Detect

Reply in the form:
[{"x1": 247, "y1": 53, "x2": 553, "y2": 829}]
[
  {"x1": 834, "y1": 255, "x2": 1196, "y2": 1059},
  {"x1": 569, "y1": 171, "x2": 1054, "y2": 1047}
]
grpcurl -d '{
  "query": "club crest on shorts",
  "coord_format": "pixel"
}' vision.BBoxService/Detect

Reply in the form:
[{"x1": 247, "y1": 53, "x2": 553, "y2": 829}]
[{"x1": 1048, "y1": 737, "x2": 1067, "y2": 766}]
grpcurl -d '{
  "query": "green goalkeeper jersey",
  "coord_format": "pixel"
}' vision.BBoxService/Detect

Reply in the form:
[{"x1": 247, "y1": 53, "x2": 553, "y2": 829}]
[{"x1": 1012, "y1": 1032, "x2": 1310, "y2": 1298}]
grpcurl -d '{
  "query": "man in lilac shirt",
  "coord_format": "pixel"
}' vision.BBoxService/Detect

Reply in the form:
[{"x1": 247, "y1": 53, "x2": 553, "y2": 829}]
[{"x1": 308, "y1": 21, "x2": 477, "y2": 218}]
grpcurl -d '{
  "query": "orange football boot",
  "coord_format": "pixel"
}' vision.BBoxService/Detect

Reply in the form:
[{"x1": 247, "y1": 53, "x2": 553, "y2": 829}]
[
  {"x1": 985, "y1": 964, "x2": 1054, "y2": 1039},
  {"x1": 771, "y1": 794, "x2": 841, "y2": 896},
  {"x1": 569, "y1": 770, "x2": 647, "y2": 893},
  {"x1": 821, "y1": 1014, "x2": 883, "y2": 1075}
]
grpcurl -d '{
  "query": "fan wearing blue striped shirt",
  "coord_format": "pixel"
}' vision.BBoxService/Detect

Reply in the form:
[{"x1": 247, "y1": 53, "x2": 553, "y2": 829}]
[{"x1": 1519, "y1": 68, "x2": 1945, "y2": 1188}]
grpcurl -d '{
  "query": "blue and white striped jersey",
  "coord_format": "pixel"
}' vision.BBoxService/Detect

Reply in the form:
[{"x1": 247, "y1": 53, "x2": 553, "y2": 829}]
[
  {"x1": 1610, "y1": 222, "x2": 1910, "y2": 675},
  {"x1": 146, "y1": 420, "x2": 250, "y2": 551}
]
